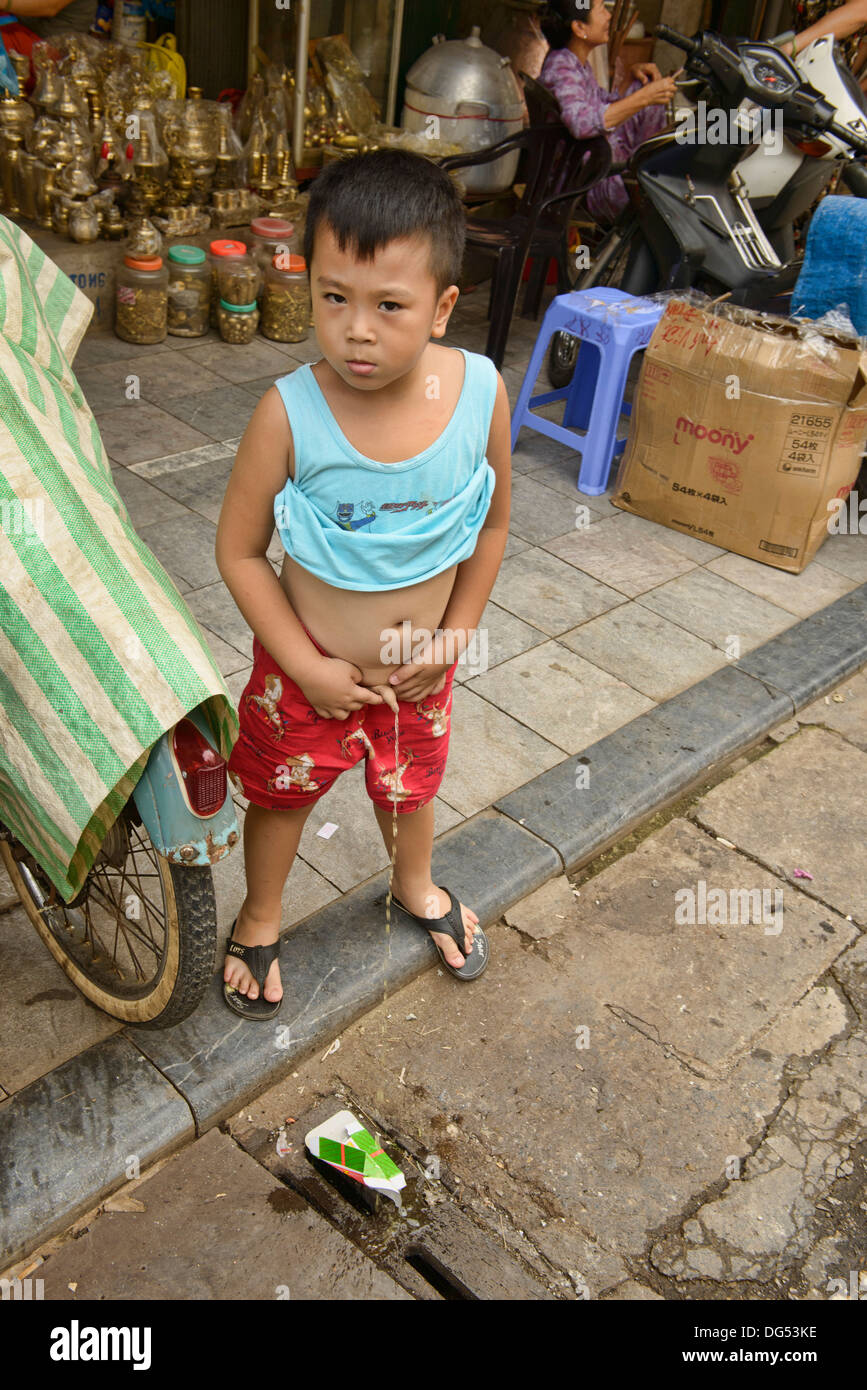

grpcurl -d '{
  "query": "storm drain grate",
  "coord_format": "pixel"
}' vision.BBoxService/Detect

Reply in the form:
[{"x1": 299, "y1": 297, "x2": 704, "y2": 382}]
[{"x1": 244, "y1": 1097, "x2": 553, "y2": 1301}]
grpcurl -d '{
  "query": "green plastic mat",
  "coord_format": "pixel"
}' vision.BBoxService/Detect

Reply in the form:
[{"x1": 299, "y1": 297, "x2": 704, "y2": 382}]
[{"x1": 0, "y1": 216, "x2": 239, "y2": 902}]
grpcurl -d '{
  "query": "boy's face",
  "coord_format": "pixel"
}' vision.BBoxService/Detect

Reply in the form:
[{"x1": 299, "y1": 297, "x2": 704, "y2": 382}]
[{"x1": 310, "y1": 221, "x2": 460, "y2": 391}]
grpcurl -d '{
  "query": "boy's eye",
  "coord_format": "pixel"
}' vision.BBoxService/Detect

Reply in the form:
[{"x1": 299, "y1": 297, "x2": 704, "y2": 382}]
[
  {"x1": 380, "y1": 301, "x2": 402, "y2": 313},
  {"x1": 324, "y1": 292, "x2": 345, "y2": 304}
]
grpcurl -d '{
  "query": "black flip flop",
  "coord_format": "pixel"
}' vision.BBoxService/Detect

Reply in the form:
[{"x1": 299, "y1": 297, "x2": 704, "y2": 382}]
[
  {"x1": 390, "y1": 884, "x2": 488, "y2": 981},
  {"x1": 223, "y1": 918, "x2": 283, "y2": 1020}
]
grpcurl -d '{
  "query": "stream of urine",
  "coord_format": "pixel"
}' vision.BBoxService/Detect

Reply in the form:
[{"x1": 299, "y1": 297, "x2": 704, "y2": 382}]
[{"x1": 370, "y1": 684, "x2": 401, "y2": 1089}]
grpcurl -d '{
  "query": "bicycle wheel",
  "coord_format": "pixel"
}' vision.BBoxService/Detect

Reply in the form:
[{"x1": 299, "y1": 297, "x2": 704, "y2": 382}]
[{"x1": 0, "y1": 806, "x2": 218, "y2": 1028}]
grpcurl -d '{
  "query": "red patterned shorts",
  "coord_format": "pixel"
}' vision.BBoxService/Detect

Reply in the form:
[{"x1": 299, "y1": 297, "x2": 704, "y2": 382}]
[{"x1": 227, "y1": 624, "x2": 458, "y2": 814}]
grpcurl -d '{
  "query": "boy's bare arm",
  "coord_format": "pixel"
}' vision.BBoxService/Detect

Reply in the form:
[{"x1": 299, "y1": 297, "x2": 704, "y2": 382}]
[
  {"x1": 437, "y1": 372, "x2": 512, "y2": 656},
  {"x1": 215, "y1": 387, "x2": 324, "y2": 685}
]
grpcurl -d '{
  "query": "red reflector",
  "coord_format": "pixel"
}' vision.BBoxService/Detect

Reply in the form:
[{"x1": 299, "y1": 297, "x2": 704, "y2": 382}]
[
  {"x1": 172, "y1": 718, "x2": 227, "y2": 816},
  {"x1": 792, "y1": 137, "x2": 832, "y2": 156}
]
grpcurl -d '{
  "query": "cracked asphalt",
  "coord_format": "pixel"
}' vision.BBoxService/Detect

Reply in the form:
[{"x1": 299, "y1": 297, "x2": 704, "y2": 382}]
[{"x1": 15, "y1": 669, "x2": 866, "y2": 1303}]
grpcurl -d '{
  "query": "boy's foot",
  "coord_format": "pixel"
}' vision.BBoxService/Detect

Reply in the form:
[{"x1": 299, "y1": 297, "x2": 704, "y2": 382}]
[
  {"x1": 223, "y1": 908, "x2": 283, "y2": 1004},
  {"x1": 388, "y1": 878, "x2": 478, "y2": 969}
]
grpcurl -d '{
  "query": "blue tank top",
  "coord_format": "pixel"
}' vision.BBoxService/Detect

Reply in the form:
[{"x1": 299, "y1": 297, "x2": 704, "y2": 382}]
[{"x1": 272, "y1": 348, "x2": 499, "y2": 591}]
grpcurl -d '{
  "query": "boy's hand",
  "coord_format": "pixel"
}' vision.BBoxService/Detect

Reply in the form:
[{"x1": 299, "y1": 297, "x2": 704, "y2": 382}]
[
  {"x1": 386, "y1": 633, "x2": 453, "y2": 703},
  {"x1": 298, "y1": 655, "x2": 385, "y2": 721}
]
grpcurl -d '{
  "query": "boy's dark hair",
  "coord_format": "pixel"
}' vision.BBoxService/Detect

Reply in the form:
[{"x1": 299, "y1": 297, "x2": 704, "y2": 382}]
[
  {"x1": 539, "y1": 0, "x2": 590, "y2": 49},
  {"x1": 303, "y1": 148, "x2": 466, "y2": 296}
]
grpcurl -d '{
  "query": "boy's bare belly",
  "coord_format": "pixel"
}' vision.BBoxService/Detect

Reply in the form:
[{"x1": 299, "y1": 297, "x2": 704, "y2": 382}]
[{"x1": 279, "y1": 554, "x2": 459, "y2": 686}]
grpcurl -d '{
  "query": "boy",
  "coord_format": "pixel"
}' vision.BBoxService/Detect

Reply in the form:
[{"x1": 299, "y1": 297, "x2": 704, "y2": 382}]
[{"x1": 216, "y1": 149, "x2": 511, "y2": 1019}]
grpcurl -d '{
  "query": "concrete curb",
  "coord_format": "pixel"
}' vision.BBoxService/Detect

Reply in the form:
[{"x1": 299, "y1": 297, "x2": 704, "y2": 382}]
[{"x1": 2, "y1": 582, "x2": 865, "y2": 1270}]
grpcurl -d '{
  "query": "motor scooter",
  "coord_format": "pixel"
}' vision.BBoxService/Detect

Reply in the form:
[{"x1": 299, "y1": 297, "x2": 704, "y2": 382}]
[
  {"x1": 547, "y1": 24, "x2": 867, "y2": 386},
  {"x1": 0, "y1": 711, "x2": 239, "y2": 1029},
  {"x1": 0, "y1": 218, "x2": 240, "y2": 1030}
]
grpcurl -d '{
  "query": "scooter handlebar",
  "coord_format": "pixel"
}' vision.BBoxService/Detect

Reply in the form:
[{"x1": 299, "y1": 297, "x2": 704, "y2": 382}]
[
  {"x1": 654, "y1": 24, "x2": 700, "y2": 54},
  {"x1": 829, "y1": 120, "x2": 867, "y2": 156}
]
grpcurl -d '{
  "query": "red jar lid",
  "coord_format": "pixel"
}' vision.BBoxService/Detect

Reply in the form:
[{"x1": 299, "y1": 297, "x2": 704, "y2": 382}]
[
  {"x1": 273, "y1": 253, "x2": 306, "y2": 273},
  {"x1": 124, "y1": 255, "x2": 163, "y2": 271},
  {"x1": 250, "y1": 217, "x2": 294, "y2": 239},
  {"x1": 209, "y1": 239, "x2": 247, "y2": 258}
]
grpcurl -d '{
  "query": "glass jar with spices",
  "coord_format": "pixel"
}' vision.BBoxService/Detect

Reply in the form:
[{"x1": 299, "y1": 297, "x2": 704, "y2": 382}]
[
  {"x1": 115, "y1": 254, "x2": 168, "y2": 345},
  {"x1": 217, "y1": 299, "x2": 260, "y2": 345},
  {"x1": 246, "y1": 216, "x2": 297, "y2": 285},
  {"x1": 167, "y1": 244, "x2": 210, "y2": 337},
  {"x1": 216, "y1": 253, "x2": 261, "y2": 313},
  {"x1": 208, "y1": 238, "x2": 247, "y2": 327},
  {"x1": 262, "y1": 253, "x2": 310, "y2": 343}
]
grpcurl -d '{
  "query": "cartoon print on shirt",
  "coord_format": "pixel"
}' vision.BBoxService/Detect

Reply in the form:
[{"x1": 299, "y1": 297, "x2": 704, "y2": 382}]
[
  {"x1": 334, "y1": 501, "x2": 376, "y2": 531},
  {"x1": 332, "y1": 497, "x2": 457, "y2": 529}
]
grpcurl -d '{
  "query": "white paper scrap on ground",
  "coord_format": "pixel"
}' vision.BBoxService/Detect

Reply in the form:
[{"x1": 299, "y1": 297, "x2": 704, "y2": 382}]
[
  {"x1": 317, "y1": 822, "x2": 339, "y2": 839},
  {"x1": 305, "y1": 1109, "x2": 406, "y2": 1206}
]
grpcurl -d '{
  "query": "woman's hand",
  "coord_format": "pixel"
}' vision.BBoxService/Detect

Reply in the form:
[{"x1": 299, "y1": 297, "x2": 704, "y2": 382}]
[
  {"x1": 640, "y1": 75, "x2": 678, "y2": 106},
  {"x1": 297, "y1": 655, "x2": 385, "y2": 721},
  {"x1": 630, "y1": 61, "x2": 662, "y2": 85}
]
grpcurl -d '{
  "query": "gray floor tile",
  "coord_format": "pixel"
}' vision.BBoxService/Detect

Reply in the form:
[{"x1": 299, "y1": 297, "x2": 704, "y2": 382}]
[
  {"x1": 503, "y1": 531, "x2": 532, "y2": 558},
  {"x1": 509, "y1": 472, "x2": 595, "y2": 545},
  {"x1": 184, "y1": 338, "x2": 298, "y2": 382},
  {"x1": 137, "y1": 510, "x2": 221, "y2": 591},
  {"x1": 267, "y1": 336, "x2": 321, "y2": 365},
  {"x1": 214, "y1": 799, "x2": 340, "y2": 935},
  {"x1": 128, "y1": 440, "x2": 235, "y2": 480},
  {"x1": 104, "y1": 353, "x2": 229, "y2": 402},
  {"x1": 491, "y1": 546, "x2": 627, "y2": 634},
  {"x1": 239, "y1": 373, "x2": 294, "y2": 399},
  {"x1": 453, "y1": 599, "x2": 548, "y2": 683},
  {"x1": 73, "y1": 335, "x2": 172, "y2": 368},
  {"x1": 636, "y1": 568, "x2": 797, "y2": 652},
  {"x1": 543, "y1": 512, "x2": 698, "y2": 598},
  {"x1": 142, "y1": 452, "x2": 235, "y2": 513},
  {"x1": 0, "y1": 905, "x2": 121, "y2": 1095},
  {"x1": 814, "y1": 531, "x2": 867, "y2": 582},
  {"x1": 111, "y1": 467, "x2": 190, "y2": 531},
  {"x1": 98, "y1": 402, "x2": 211, "y2": 465},
  {"x1": 294, "y1": 762, "x2": 463, "y2": 894},
  {"x1": 465, "y1": 639, "x2": 654, "y2": 755},
  {"x1": 559, "y1": 603, "x2": 727, "y2": 702},
  {"x1": 436, "y1": 683, "x2": 565, "y2": 816},
  {"x1": 706, "y1": 553, "x2": 856, "y2": 618},
  {"x1": 162, "y1": 385, "x2": 258, "y2": 441},
  {"x1": 603, "y1": 506, "x2": 727, "y2": 563},
  {"x1": 78, "y1": 364, "x2": 156, "y2": 415},
  {"x1": 184, "y1": 580, "x2": 255, "y2": 658}
]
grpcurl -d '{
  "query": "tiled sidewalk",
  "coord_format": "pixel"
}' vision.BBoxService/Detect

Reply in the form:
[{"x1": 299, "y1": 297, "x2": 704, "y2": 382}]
[{"x1": 1, "y1": 289, "x2": 863, "y2": 1104}]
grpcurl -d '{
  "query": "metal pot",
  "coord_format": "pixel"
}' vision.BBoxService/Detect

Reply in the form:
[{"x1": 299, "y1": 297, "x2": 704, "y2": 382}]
[{"x1": 401, "y1": 26, "x2": 525, "y2": 196}]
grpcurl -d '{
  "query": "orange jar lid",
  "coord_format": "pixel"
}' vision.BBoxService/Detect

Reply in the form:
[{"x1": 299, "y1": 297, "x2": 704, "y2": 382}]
[
  {"x1": 123, "y1": 255, "x2": 163, "y2": 271},
  {"x1": 209, "y1": 239, "x2": 247, "y2": 258},
  {"x1": 273, "y1": 253, "x2": 306, "y2": 273}
]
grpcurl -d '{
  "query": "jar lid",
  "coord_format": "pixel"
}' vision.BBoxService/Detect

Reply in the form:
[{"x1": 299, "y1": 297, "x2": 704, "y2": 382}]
[
  {"x1": 169, "y1": 245, "x2": 206, "y2": 265},
  {"x1": 210, "y1": 239, "x2": 247, "y2": 258},
  {"x1": 219, "y1": 298, "x2": 258, "y2": 312},
  {"x1": 250, "y1": 217, "x2": 294, "y2": 239},
  {"x1": 272, "y1": 253, "x2": 307, "y2": 273},
  {"x1": 124, "y1": 255, "x2": 163, "y2": 270}
]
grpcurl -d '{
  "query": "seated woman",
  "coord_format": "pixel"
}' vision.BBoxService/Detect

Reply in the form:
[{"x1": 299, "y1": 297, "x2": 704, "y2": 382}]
[{"x1": 538, "y1": 0, "x2": 678, "y2": 223}]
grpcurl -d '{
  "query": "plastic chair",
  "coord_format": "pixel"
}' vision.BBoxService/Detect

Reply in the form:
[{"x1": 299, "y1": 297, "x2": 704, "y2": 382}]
[
  {"x1": 510, "y1": 287, "x2": 664, "y2": 495},
  {"x1": 439, "y1": 125, "x2": 612, "y2": 368}
]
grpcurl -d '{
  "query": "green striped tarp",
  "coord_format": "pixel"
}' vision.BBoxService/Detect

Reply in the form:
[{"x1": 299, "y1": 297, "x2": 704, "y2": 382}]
[{"x1": 0, "y1": 216, "x2": 239, "y2": 902}]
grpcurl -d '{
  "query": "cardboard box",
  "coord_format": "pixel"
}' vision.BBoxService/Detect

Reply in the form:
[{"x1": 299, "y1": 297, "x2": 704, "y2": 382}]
[{"x1": 612, "y1": 297, "x2": 867, "y2": 572}]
